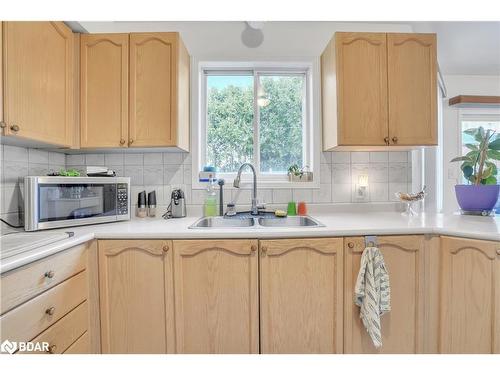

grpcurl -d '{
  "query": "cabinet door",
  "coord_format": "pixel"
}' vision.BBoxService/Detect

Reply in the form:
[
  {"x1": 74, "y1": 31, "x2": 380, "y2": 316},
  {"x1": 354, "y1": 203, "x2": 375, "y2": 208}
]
[
  {"x1": 344, "y1": 235, "x2": 425, "y2": 353},
  {"x1": 129, "y1": 33, "x2": 177, "y2": 147},
  {"x1": 173, "y1": 240, "x2": 259, "y2": 353},
  {"x1": 335, "y1": 32, "x2": 388, "y2": 146},
  {"x1": 80, "y1": 34, "x2": 129, "y2": 148},
  {"x1": 387, "y1": 33, "x2": 437, "y2": 146},
  {"x1": 98, "y1": 240, "x2": 174, "y2": 353},
  {"x1": 260, "y1": 238, "x2": 344, "y2": 353},
  {"x1": 3, "y1": 22, "x2": 73, "y2": 146},
  {"x1": 440, "y1": 236, "x2": 500, "y2": 353}
]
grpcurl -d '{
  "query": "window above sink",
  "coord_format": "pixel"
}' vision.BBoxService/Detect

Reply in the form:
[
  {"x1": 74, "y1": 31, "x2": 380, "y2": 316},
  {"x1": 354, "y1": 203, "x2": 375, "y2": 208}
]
[{"x1": 191, "y1": 60, "x2": 321, "y2": 189}]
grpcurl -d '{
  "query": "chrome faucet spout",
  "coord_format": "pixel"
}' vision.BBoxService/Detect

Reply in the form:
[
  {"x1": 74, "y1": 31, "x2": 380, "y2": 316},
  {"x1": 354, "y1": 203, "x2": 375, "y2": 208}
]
[{"x1": 234, "y1": 163, "x2": 259, "y2": 215}]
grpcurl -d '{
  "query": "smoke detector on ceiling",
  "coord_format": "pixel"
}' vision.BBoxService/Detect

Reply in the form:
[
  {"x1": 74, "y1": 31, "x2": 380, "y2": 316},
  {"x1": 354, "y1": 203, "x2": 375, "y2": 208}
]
[{"x1": 241, "y1": 21, "x2": 265, "y2": 48}]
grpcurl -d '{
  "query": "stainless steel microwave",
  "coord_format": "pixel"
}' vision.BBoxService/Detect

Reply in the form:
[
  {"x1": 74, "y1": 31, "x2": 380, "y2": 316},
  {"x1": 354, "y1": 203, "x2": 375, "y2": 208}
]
[{"x1": 23, "y1": 176, "x2": 130, "y2": 231}]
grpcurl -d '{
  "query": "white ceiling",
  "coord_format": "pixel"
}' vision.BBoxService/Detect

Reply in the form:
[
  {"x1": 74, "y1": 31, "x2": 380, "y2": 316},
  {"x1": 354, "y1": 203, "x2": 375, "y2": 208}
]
[
  {"x1": 409, "y1": 21, "x2": 500, "y2": 76},
  {"x1": 79, "y1": 21, "x2": 500, "y2": 76}
]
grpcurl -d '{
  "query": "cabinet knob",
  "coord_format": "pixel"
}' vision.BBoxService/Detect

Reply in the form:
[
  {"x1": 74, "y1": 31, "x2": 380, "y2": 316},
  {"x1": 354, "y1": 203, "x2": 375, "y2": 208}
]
[
  {"x1": 347, "y1": 242, "x2": 354, "y2": 249},
  {"x1": 261, "y1": 246, "x2": 268, "y2": 255},
  {"x1": 163, "y1": 245, "x2": 169, "y2": 253},
  {"x1": 384, "y1": 137, "x2": 389, "y2": 145},
  {"x1": 0, "y1": 121, "x2": 6, "y2": 129},
  {"x1": 44, "y1": 270, "x2": 55, "y2": 279},
  {"x1": 496, "y1": 249, "x2": 500, "y2": 255},
  {"x1": 47, "y1": 344, "x2": 57, "y2": 354},
  {"x1": 120, "y1": 139, "x2": 126, "y2": 145},
  {"x1": 129, "y1": 139, "x2": 134, "y2": 145},
  {"x1": 10, "y1": 124, "x2": 20, "y2": 132},
  {"x1": 251, "y1": 245, "x2": 257, "y2": 253},
  {"x1": 392, "y1": 136, "x2": 398, "y2": 144},
  {"x1": 45, "y1": 307, "x2": 55, "y2": 316}
]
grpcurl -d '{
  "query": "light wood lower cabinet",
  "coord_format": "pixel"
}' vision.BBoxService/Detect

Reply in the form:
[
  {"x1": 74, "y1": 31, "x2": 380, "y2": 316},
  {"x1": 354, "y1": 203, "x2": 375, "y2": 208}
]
[
  {"x1": 98, "y1": 240, "x2": 174, "y2": 353},
  {"x1": 259, "y1": 238, "x2": 344, "y2": 353},
  {"x1": 440, "y1": 236, "x2": 500, "y2": 354},
  {"x1": 344, "y1": 235, "x2": 425, "y2": 353},
  {"x1": 172, "y1": 240, "x2": 259, "y2": 353},
  {"x1": 91, "y1": 235, "x2": 498, "y2": 354}
]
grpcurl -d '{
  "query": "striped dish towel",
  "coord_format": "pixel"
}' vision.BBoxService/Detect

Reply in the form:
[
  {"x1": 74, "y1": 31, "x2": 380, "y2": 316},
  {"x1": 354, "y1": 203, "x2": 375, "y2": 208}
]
[{"x1": 354, "y1": 246, "x2": 391, "y2": 348}]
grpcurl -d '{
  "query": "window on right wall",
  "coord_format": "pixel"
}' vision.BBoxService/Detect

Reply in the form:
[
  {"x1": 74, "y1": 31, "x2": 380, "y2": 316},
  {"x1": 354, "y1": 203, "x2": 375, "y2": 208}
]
[{"x1": 459, "y1": 111, "x2": 500, "y2": 210}]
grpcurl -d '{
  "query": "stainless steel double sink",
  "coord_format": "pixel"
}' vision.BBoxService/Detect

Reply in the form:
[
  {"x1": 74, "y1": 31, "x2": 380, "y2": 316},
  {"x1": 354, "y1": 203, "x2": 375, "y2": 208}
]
[{"x1": 189, "y1": 215, "x2": 324, "y2": 229}]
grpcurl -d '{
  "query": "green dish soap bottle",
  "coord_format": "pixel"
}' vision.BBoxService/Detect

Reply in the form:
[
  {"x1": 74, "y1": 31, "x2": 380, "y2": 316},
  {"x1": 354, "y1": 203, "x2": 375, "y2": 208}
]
[{"x1": 204, "y1": 178, "x2": 218, "y2": 217}]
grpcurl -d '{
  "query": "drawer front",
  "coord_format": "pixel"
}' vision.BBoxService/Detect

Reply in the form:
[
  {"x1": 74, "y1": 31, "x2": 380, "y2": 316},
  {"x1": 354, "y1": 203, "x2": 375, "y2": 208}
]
[
  {"x1": 0, "y1": 271, "x2": 88, "y2": 343},
  {"x1": 1, "y1": 244, "x2": 87, "y2": 314},
  {"x1": 22, "y1": 301, "x2": 89, "y2": 354},
  {"x1": 64, "y1": 332, "x2": 90, "y2": 354}
]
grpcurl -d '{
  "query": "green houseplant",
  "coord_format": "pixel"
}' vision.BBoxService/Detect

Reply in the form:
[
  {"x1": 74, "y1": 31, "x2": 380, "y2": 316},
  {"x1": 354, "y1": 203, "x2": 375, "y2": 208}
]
[{"x1": 450, "y1": 126, "x2": 500, "y2": 212}]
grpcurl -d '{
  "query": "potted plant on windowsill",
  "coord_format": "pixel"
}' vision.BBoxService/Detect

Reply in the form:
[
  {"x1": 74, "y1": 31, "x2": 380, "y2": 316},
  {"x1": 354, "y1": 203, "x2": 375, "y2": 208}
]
[{"x1": 451, "y1": 126, "x2": 500, "y2": 213}]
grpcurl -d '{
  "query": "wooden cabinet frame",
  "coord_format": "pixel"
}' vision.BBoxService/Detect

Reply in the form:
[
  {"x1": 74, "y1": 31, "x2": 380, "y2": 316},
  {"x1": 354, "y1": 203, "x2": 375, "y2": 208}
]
[
  {"x1": 260, "y1": 238, "x2": 344, "y2": 353},
  {"x1": 173, "y1": 240, "x2": 259, "y2": 353},
  {"x1": 344, "y1": 235, "x2": 426, "y2": 353}
]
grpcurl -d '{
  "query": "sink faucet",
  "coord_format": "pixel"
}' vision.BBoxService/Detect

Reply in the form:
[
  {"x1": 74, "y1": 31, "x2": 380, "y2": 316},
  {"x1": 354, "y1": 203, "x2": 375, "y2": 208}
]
[{"x1": 233, "y1": 163, "x2": 260, "y2": 215}]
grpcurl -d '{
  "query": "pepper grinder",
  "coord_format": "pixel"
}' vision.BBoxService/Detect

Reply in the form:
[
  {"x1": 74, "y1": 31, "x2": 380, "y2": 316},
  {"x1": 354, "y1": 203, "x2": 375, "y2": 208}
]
[
  {"x1": 147, "y1": 190, "x2": 157, "y2": 217},
  {"x1": 137, "y1": 190, "x2": 147, "y2": 218}
]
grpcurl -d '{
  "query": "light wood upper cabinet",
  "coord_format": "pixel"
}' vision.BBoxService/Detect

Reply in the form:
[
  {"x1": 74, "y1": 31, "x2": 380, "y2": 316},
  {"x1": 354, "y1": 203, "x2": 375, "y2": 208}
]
[
  {"x1": 2, "y1": 22, "x2": 74, "y2": 146},
  {"x1": 321, "y1": 32, "x2": 437, "y2": 150},
  {"x1": 173, "y1": 240, "x2": 259, "y2": 354},
  {"x1": 80, "y1": 34, "x2": 129, "y2": 148},
  {"x1": 260, "y1": 238, "x2": 344, "y2": 354},
  {"x1": 344, "y1": 235, "x2": 425, "y2": 353},
  {"x1": 129, "y1": 33, "x2": 189, "y2": 148},
  {"x1": 440, "y1": 236, "x2": 500, "y2": 354},
  {"x1": 80, "y1": 32, "x2": 189, "y2": 150},
  {"x1": 332, "y1": 33, "x2": 388, "y2": 147},
  {"x1": 98, "y1": 240, "x2": 174, "y2": 354},
  {"x1": 387, "y1": 33, "x2": 437, "y2": 146}
]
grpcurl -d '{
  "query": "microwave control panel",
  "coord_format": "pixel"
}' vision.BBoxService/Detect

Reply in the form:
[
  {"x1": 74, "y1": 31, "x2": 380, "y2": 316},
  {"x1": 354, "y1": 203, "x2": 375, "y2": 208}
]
[{"x1": 117, "y1": 183, "x2": 129, "y2": 215}]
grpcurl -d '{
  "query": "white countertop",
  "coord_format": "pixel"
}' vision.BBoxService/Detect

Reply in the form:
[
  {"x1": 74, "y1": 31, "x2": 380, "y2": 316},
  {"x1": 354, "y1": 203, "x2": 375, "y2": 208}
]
[{"x1": 1, "y1": 212, "x2": 499, "y2": 273}]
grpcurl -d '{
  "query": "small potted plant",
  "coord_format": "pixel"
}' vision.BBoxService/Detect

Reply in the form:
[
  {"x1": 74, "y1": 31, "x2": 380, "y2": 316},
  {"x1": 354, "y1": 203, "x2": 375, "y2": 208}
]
[
  {"x1": 287, "y1": 164, "x2": 313, "y2": 182},
  {"x1": 450, "y1": 126, "x2": 500, "y2": 212}
]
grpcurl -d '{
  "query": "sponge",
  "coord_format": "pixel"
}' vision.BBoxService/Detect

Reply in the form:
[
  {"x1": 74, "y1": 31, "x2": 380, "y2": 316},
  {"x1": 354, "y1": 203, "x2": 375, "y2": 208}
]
[{"x1": 274, "y1": 209, "x2": 287, "y2": 217}]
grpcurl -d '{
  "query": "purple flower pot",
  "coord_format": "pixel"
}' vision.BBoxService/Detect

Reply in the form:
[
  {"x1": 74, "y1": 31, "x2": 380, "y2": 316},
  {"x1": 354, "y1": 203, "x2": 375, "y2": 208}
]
[{"x1": 455, "y1": 184, "x2": 500, "y2": 211}]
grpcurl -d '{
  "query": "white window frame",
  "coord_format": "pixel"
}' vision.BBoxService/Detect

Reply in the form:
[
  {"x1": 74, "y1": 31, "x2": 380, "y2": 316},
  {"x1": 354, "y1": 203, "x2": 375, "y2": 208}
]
[
  {"x1": 457, "y1": 108, "x2": 500, "y2": 183},
  {"x1": 191, "y1": 60, "x2": 320, "y2": 190}
]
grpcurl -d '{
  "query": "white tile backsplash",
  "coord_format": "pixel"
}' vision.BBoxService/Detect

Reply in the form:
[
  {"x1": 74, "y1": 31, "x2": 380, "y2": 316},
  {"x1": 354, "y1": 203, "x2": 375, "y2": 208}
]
[
  {"x1": 369, "y1": 151, "x2": 388, "y2": 163},
  {"x1": 1, "y1": 147, "x2": 414, "y2": 218},
  {"x1": 29, "y1": 149, "x2": 49, "y2": 164},
  {"x1": 143, "y1": 165, "x2": 164, "y2": 185},
  {"x1": 388, "y1": 163, "x2": 408, "y2": 183},
  {"x1": 351, "y1": 151, "x2": 370, "y2": 163},
  {"x1": 144, "y1": 153, "x2": 163, "y2": 165},
  {"x1": 331, "y1": 151, "x2": 350, "y2": 164},
  {"x1": 124, "y1": 153, "x2": 144, "y2": 165},
  {"x1": 369, "y1": 163, "x2": 389, "y2": 183},
  {"x1": 4, "y1": 145, "x2": 28, "y2": 163},
  {"x1": 104, "y1": 153, "x2": 124, "y2": 165},
  {"x1": 389, "y1": 151, "x2": 408, "y2": 162},
  {"x1": 272, "y1": 189, "x2": 293, "y2": 204},
  {"x1": 331, "y1": 184, "x2": 351, "y2": 203}
]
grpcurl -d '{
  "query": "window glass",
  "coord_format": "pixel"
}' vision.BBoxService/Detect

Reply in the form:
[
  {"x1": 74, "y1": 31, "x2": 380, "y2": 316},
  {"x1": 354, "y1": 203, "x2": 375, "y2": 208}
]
[
  {"x1": 258, "y1": 75, "x2": 305, "y2": 173},
  {"x1": 206, "y1": 74, "x2": 254, "y2": 173}
]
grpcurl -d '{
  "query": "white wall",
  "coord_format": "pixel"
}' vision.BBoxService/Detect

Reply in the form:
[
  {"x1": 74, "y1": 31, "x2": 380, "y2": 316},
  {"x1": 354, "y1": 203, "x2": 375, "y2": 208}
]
[
  {"x1": 442, "y1": 74, "x2": 500, "y2": 213},
  {"x1": 79, "y1": 21, "x2": 411, "y2": 59}
]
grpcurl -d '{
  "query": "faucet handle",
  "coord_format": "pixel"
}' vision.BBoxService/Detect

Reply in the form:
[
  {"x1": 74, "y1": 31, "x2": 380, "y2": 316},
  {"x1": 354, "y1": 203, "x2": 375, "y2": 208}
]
[{"x1": 257, "y1": 203, "x2": 266, "y2": 210}]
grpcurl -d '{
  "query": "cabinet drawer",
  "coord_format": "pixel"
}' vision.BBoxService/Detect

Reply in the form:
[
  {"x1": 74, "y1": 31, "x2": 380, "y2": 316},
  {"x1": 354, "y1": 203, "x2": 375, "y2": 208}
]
[
  {"x1": 23, "y1": 301, "x2": 89, "y2": 354},
  {"x1": 1, "y1": 244, "x2": 87, "y2": 314},
  {"x1": 64, "y1": 331, "x2": 90, "y2": 354},
  {"x1": 0, "y1": 271, "x2": 88, "y2": 343}
]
